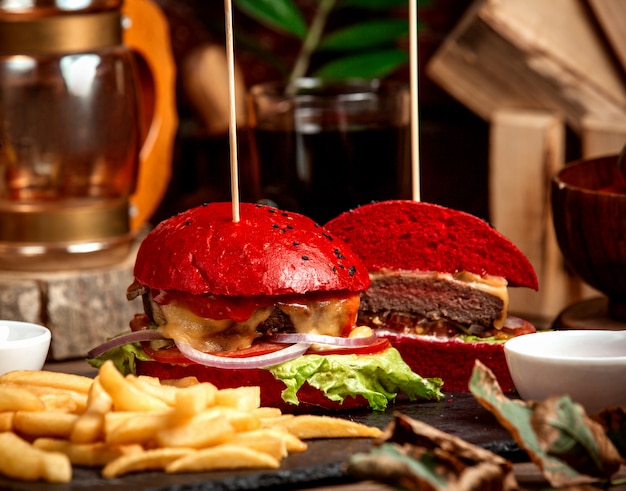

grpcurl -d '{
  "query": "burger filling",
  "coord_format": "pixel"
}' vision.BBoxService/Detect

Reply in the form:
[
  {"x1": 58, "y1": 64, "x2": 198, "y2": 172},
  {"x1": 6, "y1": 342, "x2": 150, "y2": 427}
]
[
  {"x1": 127, "y1": 281, "x2": 361, "y2": 353},
  {"x1": 358, "y1": 270, "x2": 532, "y2": 340}
]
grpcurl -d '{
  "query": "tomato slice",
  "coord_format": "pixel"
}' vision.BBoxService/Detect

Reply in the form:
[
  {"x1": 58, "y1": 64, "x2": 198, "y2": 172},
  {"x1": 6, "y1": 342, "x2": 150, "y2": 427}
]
[{"x1": 141, "y1": 337, "x2": 391, "y2": 365}]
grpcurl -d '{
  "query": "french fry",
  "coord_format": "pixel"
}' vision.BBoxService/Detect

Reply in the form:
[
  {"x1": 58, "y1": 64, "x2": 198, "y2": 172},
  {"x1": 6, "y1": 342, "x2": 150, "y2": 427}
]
[
  {"x1": 0, "y1": 412, "x2": 14, "y2": 432},
  {"x1": 0, "y1": 385, "x2": 44, "y2": 412},
  {"x1": 260, "y1": 414, "x2": 296, "y2": 428},
  {"x1": 13, "y1": 411, "x2": 79, "y2": 439},
  {"x1": 98, "y1": 360, "x2": 169, "y2": 412},
  {"x1": 252, "y1": 406, "x2": 283, "y2": 419},
  {"x1": 102, "y1": 447, "x2": 195, "y2": 479},
  {"x1": 0, "y1": 383, "x2": 87, "y2": 414},
  {"x1": 229, "y1": 429, "x2": 303, "y2": 459},
  {"x1": 270, "y1": 429, "x2": 308, "y2": 453},
  {"x1": 0, "y1": 431, "x2": 71, "y2": 483},
  {"x1": 166, "y1": 444, "x2": 280, "y2": 473},
  {"x1": 105, "y1": 410, "x2": 173, "y2": 445},
  {"x1": 0, "y1": 358, "x2": 385, "y2": 484},
  {"x1": 271, "y1": 414, "x2": 383, "y2": 439},
  {"x1": 156, "y1": 410, "x2": 235, "y2": 449},
  {"x1": 215, "y1": 386, "x2": 261, "y2": 411},
  {"x1": 219, "y1": 407, "x2": 262, "y2": 432},
  {"x1": 39, "y1": 387, "x2": 87, "y2": 414},
  {"x1": 33, "y1": 438, "x2": 143, "y2": 467},
  {"x1": 70, "y1": 378, "x2": 113, "y2": 443},
  {"x1": 126, "y1": 374, "x2": 179, "y2": 406},
  {"x1": 161, "y1": 376, "x2": 200, "y2": 388},
  {"x1": 0, "y1": 370, "x2": 91, "y2": 394},
  {"x1": 173, "y1": 382, "x2": 217, "y2": 418}
]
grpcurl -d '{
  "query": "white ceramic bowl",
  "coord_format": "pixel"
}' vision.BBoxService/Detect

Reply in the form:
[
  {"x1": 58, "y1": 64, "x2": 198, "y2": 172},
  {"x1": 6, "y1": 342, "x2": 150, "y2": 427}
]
[
  {"x1": 504, "y1": 330, "x2": 626, "y2": 414},
  {"x1": 0, "y1": 321, "x2": 51, "y2": 376}
]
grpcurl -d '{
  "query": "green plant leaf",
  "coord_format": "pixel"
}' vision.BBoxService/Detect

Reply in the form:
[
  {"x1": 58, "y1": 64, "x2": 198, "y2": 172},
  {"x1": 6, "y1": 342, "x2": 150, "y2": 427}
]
[
  {"x1": 234, "y1": 0, "x2": 307, "y2": 39},
  {"x1": 319, "y1": 19, "x2": 409, "y2": 51},
  {"x1": 313, "y1": 49, "x2": 408, "y2": 79}
]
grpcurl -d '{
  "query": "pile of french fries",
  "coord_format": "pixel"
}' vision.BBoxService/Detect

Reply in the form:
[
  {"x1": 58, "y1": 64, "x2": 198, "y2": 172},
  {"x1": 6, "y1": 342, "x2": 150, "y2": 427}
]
[{"x1": 0, "y1": 360, "x2": 382, "y2": 483}]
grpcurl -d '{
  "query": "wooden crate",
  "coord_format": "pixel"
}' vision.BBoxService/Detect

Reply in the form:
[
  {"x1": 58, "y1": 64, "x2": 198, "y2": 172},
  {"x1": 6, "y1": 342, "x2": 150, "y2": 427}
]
[
  {"x1": 426, "y1": 0, "x2": 626, "y2": 321},
  {"x1": 426, "y1": 0, "x2": 626, "y2": 132}
]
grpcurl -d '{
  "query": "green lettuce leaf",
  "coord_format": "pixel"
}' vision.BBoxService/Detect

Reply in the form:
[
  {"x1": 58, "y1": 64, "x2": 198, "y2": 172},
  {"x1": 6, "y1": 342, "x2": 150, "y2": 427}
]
[
  {"x1": 87, "y1": 343, "x2": 152, "y2": 376},
  {"x1": 268, "y1": 347, "x2": 444, "y2": 411}
]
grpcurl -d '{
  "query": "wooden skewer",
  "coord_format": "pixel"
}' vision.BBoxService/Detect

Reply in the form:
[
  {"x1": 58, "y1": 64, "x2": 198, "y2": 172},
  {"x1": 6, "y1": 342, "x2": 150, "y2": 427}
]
[
  {"x1": 409, "y1": 0, "x2": 420, "y2": 202},
  {"x1": 224, "y1": 0, "x2": 240, "y2": 222}
]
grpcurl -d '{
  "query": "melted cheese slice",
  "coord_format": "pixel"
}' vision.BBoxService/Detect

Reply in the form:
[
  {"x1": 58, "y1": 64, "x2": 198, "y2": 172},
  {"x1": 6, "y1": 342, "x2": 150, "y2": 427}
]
[{"x1": 156, "y1": 294, "x2": 360, "y2": 353}]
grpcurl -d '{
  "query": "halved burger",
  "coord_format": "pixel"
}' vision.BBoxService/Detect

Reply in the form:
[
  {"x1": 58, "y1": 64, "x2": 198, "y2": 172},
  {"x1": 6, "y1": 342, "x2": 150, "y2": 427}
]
[
  {"x1": 88, "y1": 202, "x2": 443, "y2": 412},
  {"x1": 324, "y1": 200, "x2": 539, "y2": 392}
]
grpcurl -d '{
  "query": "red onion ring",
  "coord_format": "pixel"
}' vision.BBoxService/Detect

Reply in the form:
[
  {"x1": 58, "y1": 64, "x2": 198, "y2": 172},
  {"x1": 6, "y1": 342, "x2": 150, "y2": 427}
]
[
  {"x1": 503, "y1": 316, "x2": 524, "y2": 329},
  {"x1": 267, "y1": 332, "x2": 377, "y2": 347},
  {"x1": 87, "y1": 330, "x2": 168, "y2": 358},
  {"x1": 174, "y1": 340, "x2": 312, "y2": 369}
]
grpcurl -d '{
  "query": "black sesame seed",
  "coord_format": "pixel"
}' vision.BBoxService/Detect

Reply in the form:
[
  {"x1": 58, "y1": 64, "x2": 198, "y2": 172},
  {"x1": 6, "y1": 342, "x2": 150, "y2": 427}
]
[
  {"x1": 287, "y1": 225, "x2": 294, "y2": 230},
  {"x1": 332, "y1": 266, "x2": 337, "y2": 273},
  {"x1": 268, "y1": 208, "x2": 276, "y2": 213},
  {"x1": 185, "y1": 220, "x2": 191, "y2": 226},
  {"x1": 323, "y1": 233, "x2": 333, "y2": 241},
  {"x1": 302, "y1": 255, "x2": 309, "y2": 261},
  {"x1": 272, "y1": 224, "x2": 279, "y2": 229},
  {"x1": 339, "y1": 264, "x2": 345, "y2": 269},
  {"x1": 348, "y1": 265, "x2": 357, "y2": 277},
  {"x1": 333, "y1": 248, "x2": 346, "y2": 259},
  {"x1": 282, "y1": 212, "x2": 289, "y2": 217},
  {"x1": 293, "y1": 242, "x2": 300, "y2": 247}
]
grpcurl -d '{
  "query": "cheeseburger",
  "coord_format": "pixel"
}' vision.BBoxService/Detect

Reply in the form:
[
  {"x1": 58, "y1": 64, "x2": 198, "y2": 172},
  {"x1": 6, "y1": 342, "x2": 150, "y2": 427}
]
[
  {"x1": 89, "y1": 202, "x2": 443, "y2": 412},
  {"x1": 324, "y1": 200, "x2": 539, "y2": 392}
]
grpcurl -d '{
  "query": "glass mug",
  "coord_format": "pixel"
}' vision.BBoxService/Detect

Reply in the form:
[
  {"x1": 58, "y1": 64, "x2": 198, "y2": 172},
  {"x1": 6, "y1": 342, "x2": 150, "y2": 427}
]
[
  {"x1": 247, "y1": 78, "x2": 412, "y2": 225},
  {"x1": 0, "y1": 0, "x2": 176, "y2": 271}
]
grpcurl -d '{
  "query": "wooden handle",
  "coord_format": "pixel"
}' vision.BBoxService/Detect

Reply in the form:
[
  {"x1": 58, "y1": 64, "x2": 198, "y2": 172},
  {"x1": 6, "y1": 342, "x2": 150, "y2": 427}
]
[{"x1": 122, "y1": 0, "x2": 177, "y2": 230}]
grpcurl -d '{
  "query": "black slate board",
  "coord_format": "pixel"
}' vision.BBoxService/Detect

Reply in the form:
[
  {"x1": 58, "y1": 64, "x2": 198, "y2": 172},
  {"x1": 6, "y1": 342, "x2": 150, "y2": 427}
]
[{"x1": 0, "y1": 392, "x2": 525, "y2": 491}]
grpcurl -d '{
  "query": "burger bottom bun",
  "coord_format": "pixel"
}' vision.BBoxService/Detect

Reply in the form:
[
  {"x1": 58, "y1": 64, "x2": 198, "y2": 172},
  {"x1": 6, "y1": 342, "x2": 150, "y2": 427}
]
[
  {"x1": 381, "y1": 332, "x2": 516, "y2": 393},
  {"x1": 135, "y1": 360, "x2": 370, "y2": 413}
]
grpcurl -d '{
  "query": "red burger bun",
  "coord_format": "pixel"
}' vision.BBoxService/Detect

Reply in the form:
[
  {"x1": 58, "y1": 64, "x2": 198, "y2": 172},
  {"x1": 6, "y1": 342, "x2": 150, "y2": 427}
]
[
  {"x1": 324, "y1": 200, "x2": 537, "y2": 290},
  {"x1": 106, "y1": 202, "x2": 444, "y2": 413},
  {"x1": 325, "y1": 200, "x2": 539, "y2": 393},
  {"x1": 134, "y1": 201, "x2": 370, "y2": 296}
]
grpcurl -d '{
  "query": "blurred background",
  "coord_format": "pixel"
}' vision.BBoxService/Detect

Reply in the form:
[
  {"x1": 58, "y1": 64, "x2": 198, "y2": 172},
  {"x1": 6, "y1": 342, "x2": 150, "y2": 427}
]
[{"x1": 151, "y1": 0, "x2": 494, "y2": 225}]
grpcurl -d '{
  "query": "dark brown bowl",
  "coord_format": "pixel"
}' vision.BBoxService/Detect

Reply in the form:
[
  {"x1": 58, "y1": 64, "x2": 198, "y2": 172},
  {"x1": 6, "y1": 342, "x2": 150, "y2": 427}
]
[{"x1": 551, "y1": 155, "x2": 626, "y2": 320}]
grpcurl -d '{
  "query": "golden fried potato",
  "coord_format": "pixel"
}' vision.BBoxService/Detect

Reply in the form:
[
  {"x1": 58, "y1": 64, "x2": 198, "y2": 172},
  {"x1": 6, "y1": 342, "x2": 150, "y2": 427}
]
[
  {"x1": 156, "y1": 410, "x2": 235, "y2": 449},
  {"x1": 0, "y1": 385, "x2": 44, "y2": 412},
  {"x1": 272, "y1": 415, "x2": 383, "y2": 439},
  {"x1": 102, "y1": 447, "x2": 195, "y2": 479},
  {"x1": 99, "y1": 360, "x2": 169, "y2": 412},
  {"x1": 166, "y1": 444, "x2": 280, "y2": 473},
  {"x1": 34, "y1": 438, "x2": 143, "y2": 467},
  {"x1": 0, "y1": 431, "x2": 71, "y2": 483},
  {"x1": 0, "y1": 370, "x2": 91, "y2": 394},
  {"x1": 13, "y1": 411, "x2": 79, "y2": 439}
]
